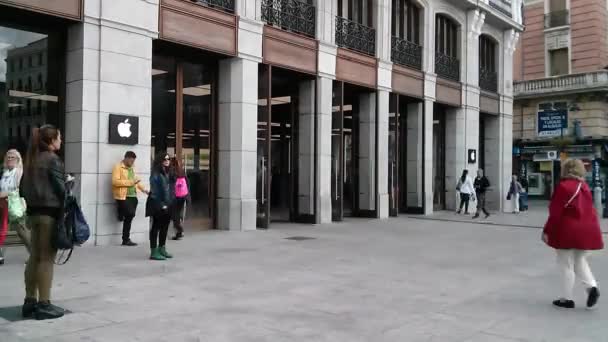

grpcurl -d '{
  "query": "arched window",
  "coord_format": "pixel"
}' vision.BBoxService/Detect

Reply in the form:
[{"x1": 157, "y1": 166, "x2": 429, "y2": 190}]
[
  {"x1": 391, "y1": 0, "x2": 420, "y2": 44},
  {"x1": 435, "y1": 14, "x2": 460, "y2": 81},
  {"x1": 390, "y1": 0, "x2": 423, "y2": 69},
  {"x1": 479, "y1": 35, "x2": 498, "y2": 92}
]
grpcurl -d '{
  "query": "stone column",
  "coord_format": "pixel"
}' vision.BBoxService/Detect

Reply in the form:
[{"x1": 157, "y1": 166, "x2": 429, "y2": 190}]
[
  {"x1": 444, "y1": 107, "x2": 467, "y2": 211},
  {"x1": 359, "y1": 92, "x2": 376, "y2": 213},
  {"x1": 298, "y1": 80, "x2": 315, "y2": 218},
  {"x1": 315, "y1": 0, "x2": 337, "y2": 223},
  {"x1": 423, "y1": 99, "x2": 434, "y2": 215},
  {"x1": 214, "y1": 0, "x2": 263, "y2": 230},
  {"x1": 484, "y1": 114, "x2": 501, "y2": 211},
  {"x1": 315, "y1": 77, "x2": 333, "y2": 223},
  {"x1": 377, "y1": 90, "x2": 389, "y2": 218},
  {"x1": 217, "y1": 58, "x2": 258, "y2": 231},
  {"x1": 406, "y1": 102, "x2": 424, "y2": 208},
  {"x1": 64, "y1": 0, "x2": 158, "y2": 245}
]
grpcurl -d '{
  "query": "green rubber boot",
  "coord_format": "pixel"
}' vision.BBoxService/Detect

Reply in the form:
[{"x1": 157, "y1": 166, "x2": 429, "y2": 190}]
[
  {"x1": 159, "y1": 246, "x2": 173, "y2": 259},
  {"x1": 150, "y1": 247, "x2": 166, "y2": 261}
]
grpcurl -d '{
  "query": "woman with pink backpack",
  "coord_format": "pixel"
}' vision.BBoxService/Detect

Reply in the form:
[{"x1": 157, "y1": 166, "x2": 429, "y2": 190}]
[{"x1": 170, "y1": 157, "x2": 189, "y2": 240}]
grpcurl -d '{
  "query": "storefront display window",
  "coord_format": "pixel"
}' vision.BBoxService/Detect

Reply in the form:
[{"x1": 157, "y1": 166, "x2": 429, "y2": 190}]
[{"x1": 0, "y1": 24, "x2": 63, "y2": 157}]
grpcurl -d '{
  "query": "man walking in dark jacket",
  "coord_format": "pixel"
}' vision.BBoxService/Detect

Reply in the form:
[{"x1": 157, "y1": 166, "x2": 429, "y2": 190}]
[{"x1": 474, "y1": 169, "x2": 491, "y2": 219}]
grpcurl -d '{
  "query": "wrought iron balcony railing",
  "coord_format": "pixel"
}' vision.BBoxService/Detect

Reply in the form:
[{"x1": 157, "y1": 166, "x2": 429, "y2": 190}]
[
  {"x1": 335, "y1": 16, "x2": 376, "y2": 56},
  {"x1": 479, "y1": 67, "x2": 498, "y2": 93},
  {"x1": 261, "y1": 0, "x2": 316, "y2": 37},
  {"x1": 544, "y1": 10, "x2": 569, "y2": 28},
  {"x1": 435, "y1": 52, "x2": 460, "y2": 82},
  {"x1": 391, "y1": 36, "x2": 422, "y2": 70},
  {"x1": 190, "y1": 0, "x2": 234, "y2": 13}
]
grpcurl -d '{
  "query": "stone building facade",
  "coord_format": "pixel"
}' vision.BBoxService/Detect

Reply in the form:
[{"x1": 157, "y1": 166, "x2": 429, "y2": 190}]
[
  {"x1": 513, "y1": 0, "x2": 608, "y2": 199},
  {"x1": 0, "y1": 0, "x2": 522, "y2": 245}
]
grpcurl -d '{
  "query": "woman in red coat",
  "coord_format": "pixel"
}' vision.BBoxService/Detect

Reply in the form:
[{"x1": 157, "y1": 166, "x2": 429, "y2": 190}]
[{"x1": 543, "y1": 159, "x2": 604, "y2": 309}]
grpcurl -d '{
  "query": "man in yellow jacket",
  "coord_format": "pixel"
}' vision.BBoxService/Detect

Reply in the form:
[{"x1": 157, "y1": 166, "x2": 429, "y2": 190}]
[{"x1": 112, "y1": 151, "x2": 148, "y2": 246}]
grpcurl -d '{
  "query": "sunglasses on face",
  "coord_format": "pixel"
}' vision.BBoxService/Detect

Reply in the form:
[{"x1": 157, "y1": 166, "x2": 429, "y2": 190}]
[
  {"x1": 164, "y1": 157, "x2": 170, "y2": 161},
  {"x1": 6, "y1": 156, "x2": 17, "y2": 161}
]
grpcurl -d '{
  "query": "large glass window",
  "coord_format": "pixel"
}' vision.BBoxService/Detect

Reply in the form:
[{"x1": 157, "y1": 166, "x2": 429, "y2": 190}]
[
  {"x1": 151, "y1": 51, "x2": 216, "y2": 232},
  {"x1": 0, "y1": 24, "x2": 63, "y2": 158}
]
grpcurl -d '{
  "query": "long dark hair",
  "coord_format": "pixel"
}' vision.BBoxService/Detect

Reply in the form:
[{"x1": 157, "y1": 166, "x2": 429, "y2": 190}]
[
  {"x1": 460, "y1": 169, "x2": 468, "y2": 183},
  {"x1": 171, "y1": 157, "x2": 185, "y2": 178},
  {"x1": 152, "y1": 151, "x2": 170, "y2": 174},
  {"x1": 24, "y1": 125, "x2": 60, "y2": 176}
]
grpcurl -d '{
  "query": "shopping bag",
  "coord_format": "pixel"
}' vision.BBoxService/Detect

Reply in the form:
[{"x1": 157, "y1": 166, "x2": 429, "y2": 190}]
[
  {"x1": 8, "y1": 191, "x2": 26, "y2": 223},
  {"x1": 0, "y1": 202, "x2": 8, "y2": 247}
]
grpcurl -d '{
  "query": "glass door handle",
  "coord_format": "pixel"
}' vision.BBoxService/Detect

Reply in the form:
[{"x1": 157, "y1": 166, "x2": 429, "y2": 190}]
[
  {"x1": 335, "y1": 159, "x2": 339, "y2": 201},
  {"x1": 261, "y1": 158, "x2": 266, "y2": 204}
]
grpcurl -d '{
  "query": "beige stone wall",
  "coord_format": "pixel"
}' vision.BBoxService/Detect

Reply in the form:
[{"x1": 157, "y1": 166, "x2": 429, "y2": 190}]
[{"x1": 513, "y1": 97, "x2": 608, "y2": 141}]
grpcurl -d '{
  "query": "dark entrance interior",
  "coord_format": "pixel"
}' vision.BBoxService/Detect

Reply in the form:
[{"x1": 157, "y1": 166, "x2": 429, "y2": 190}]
[
  {"x1": 433, "y1": 104, "x2": 447, "y2": 211},
  {"x1": 331, "y1": 81, "x2": 372, "y2": 221},
  {"x1": 151, "y1": 41, "x2": 220, "y2": 232},
  {"x1": 388, "y1": 94, "x2": 424, "y2": 216},
  {"x1": 256, "y1": 65, "x2": 316, "y2": 228}
]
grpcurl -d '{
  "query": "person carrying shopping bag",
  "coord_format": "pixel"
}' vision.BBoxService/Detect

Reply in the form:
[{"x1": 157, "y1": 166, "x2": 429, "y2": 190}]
[
  {"x1": 0, "y1": 149, "x2": 31, "y2": 265},
  {"x1": 543, "y1": 159, "x2": 603, "y2": 309},
  {"x1": 20, "y1": 125, "x2": 67, "y2": 320}
]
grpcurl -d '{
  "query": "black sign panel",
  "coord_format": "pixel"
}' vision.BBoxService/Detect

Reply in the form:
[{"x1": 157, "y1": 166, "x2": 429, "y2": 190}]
[
  {"x1": 468, "y1": 149, "x2": 477, "y2": 164},
  {"x1": 109, "y1": 114, "x2": 139, "y2": 145}
]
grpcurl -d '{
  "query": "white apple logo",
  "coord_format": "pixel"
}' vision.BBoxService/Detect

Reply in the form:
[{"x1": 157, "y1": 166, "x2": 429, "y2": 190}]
[{"x1": 117, "y1": 119, "x2": 132, "y2": 138}]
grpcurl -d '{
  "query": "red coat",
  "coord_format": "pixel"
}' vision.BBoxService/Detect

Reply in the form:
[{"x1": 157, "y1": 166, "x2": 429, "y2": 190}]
[{"x1": 543, "y1": 179, "x2": 604, "y2": 250}]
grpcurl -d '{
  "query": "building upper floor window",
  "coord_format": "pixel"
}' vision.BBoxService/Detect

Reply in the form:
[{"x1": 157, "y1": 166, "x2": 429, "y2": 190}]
[
  {"x1": 337, "y1": 0, "x2": 373, "y2": 27},
  {"x1": 28, "y1": 56, "x2": 33, "y2": 68},
  {"x1": 19, "y1": 58, "x2": 23, "y2": 71},
  {"x1": 549, "y1": 48, "x2": 569, "y2": 76},
  {"x1": 435, "y1": 14, "x2": 460, "y2": 81},
  {"x1": 435, "y1": 14, "x2": 458, "y2": 58},
  {"x1": 38, "y1": 53, "x2": 44, "y2": 66},
  {"x1": 549, "y1": 0, "x2": 566, "y2": 12},
  {"x1": 391, "y1": 0, "x2": 420, "y2": 44},
  {"x1": 479, "y1": 35, "x2": 498, "y2": 92}
]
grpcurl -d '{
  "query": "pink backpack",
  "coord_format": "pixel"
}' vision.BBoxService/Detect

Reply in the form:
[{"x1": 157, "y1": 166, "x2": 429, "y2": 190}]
[{"x1": 175, "y1": 177, "x2": 189, "y2": 198}]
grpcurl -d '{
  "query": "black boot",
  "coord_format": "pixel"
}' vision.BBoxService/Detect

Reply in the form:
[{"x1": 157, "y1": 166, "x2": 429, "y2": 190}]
[
  {"x1": 35, "y1": 301, "x2": 65, "y2": 320},
  {"x1": 587, "y1": 287, "x2": 600, "y2": 309},
  {"x1": 552, "y1": 299, "x2": 575, "y2": 309},
  {"x1": 22, "y1": 298, "x2": 37, "y2": 318}
]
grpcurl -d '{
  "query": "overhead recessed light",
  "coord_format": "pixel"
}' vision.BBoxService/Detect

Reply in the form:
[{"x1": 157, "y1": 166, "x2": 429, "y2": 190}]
[{"x1": 152, "y1": 69, "x2": 168, "y2": 76}]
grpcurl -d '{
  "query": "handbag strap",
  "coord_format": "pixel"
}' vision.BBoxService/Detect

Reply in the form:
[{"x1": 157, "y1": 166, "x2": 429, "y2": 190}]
[{"x1": 565, "y1": 182, "x2": 582, "y2": 208}]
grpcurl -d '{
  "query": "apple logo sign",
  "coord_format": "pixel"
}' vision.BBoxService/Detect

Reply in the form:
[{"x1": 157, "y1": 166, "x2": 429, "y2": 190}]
[
  {"x1": 468, "y1": 149, "x2": 477, "y2": 164},
  {"x1": 109, "y1": 114, "x2": 138, "y2": 145},
  {"x1": 117, "y1": 119, "x2": 132, "y2": 138}
]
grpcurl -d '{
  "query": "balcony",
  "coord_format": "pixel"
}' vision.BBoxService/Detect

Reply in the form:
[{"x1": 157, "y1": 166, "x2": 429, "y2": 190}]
[
  {"x1": 391, "y1": 36, "x2": 422, "y2": 70},
  {"x1": 489, "y1": 0, "x2": 512, "y2": 18},
  {"x1": 190, "y1": 0, "x2": 234, "y2": 13},
  {"x1": 479, "y1": 67, "x2": 498, "y2": 93},
  {"x1": 335, "y1": 16, "x2": 376, "y2": 56},
  {"x1": 261, "y1": 0, "x2": 316, "y2": 37},
  {"x1": 514, "y1": 71, "x2": 608, "y2": 99},
  {"x1": 435, "y1": 52, "x2": 460, "y2": 82},
  {"x1": 544, "y1": 10, "x2": 569, "y2": 29}
]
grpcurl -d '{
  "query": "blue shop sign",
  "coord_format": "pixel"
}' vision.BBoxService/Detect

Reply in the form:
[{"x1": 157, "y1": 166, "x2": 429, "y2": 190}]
[{"x1": 538, "y1": 110, "x2": 567, "y2": 137}]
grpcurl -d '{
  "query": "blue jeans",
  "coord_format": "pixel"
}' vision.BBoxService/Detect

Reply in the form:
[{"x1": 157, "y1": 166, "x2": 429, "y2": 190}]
[{"x1": 519, "y1": 192, "x2": 528, "y2": 211}]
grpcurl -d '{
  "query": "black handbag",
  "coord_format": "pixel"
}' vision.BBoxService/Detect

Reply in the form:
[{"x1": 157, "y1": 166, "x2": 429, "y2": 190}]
[{"x1": 52, "y1": 209, "x2": 73, "y2": 251}]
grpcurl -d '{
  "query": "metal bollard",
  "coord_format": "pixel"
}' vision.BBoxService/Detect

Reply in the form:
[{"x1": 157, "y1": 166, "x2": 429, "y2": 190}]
[{"x1": 594, "y1": 187, "x2": 603, "y2": 218}]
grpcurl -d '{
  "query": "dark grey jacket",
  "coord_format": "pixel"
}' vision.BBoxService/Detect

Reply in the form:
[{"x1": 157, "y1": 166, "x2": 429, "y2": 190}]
[{"x1": 21, "y1": 151, "x2": 66, "y2": 211}]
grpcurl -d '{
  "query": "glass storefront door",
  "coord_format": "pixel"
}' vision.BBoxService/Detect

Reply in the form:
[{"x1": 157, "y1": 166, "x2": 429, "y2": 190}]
[
  {"x1": 0, "y1": 23, "x2": 65, "y2": 245},
  {"x1": 256, "y1": 65, "x2": 311, "y2": 228},
  {"x1": 388, "y1": 94, "x2": 400, "y2": 217},
  {"x1": 331, "y1": 81, "x2": 362, "y2": 221},
  {"x1": 433, "y1": 105, "x2": 446, "y2": 211},
  {"x1": 151, "y1": 49, "x2": 216, "y2": 232}
]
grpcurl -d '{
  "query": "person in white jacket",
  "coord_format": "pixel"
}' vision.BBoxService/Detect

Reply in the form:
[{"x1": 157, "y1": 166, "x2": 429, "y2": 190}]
[{"x1": 456, "y1": 169, "x2": 475, "y2": 215}]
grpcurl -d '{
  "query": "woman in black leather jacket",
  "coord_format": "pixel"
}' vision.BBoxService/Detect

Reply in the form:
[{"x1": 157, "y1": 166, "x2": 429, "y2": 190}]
[
  {"x1": 20, "y1": 125, "x2": 66, "y2": 320},
  {"x1": 146, "y1": 152, "x2": 175, "y2": 260}
]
